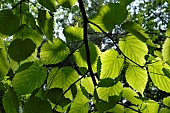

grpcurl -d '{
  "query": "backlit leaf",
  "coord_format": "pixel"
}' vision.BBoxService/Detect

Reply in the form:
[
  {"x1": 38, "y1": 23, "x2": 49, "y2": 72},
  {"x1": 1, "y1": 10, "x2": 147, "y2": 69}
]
[
  {"x1": 63, "y1": 26, "x2": 83, "y2": 41},
  {"x1": 140, "y1": 100, "x2": 159, "y2": 113},
  {"x1": 100, "y1": 49, "x2": 124, "y2": 79},
  {"x1": 81, "y1": 77, "x2": 94, "y2": 95},
  {"x1": 13, "y1": 26, "x2": 43, "y2": 47},
  {"x1": 119, "y1": 35, "x2": 148, "y2": 66},
  {"x1": 162, "y1": 38, "x2": 170, "y2": 63},
  {"x1": 126, "y1": 65, "x2": 148, "y2": 94},
  {"x1": 163, "y1": 96, "x2": 170, "y2": 107},
  {"x1": 0, "y1": 40, "x2": 10, "y2": 77},
  {"x1": 47, "y1": 66, "x2": 79, "y2": 90},
  {"x1": 73, "y1": 42, "x2": 100, "y2": 72},
  {"x1": 97, "y1": 81, "x2": 122, "y2": 101},
  {"x1": 122, "y1": 87, "x2": 143, "y2": 105},
  {"x1": 148, "y1": 61, "x2": 170, "y2": 92},
  {"x1": 40, "y1": 38, "x2": 70, "y2": 64},
  {"x1": 7, "y1": 38, "x2": 36, "y2": 63},
  {"x1": 89, "y1": 3, "x2": 128, "y2": 32},
  {"x1": 13, "y1": 63, "x2": 47, "y2": 95},
  {"x1": 57, "y1": 0, "x2": 77, "y2": 8},
  {"x1": 0, "y1": 10, "x2": 20, "y2": 36}
]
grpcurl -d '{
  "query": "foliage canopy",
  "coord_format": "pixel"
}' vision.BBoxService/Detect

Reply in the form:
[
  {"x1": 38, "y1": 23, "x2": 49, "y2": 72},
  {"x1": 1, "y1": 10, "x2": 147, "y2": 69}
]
[{"x1": 0, "y1": 0, "x2": 170, "y2": 113}]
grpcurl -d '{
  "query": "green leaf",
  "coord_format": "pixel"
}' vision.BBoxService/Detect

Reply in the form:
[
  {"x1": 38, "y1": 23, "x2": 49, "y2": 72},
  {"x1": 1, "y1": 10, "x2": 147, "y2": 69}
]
[
  {"x1": 0, "y1": 10, "x2": 20, "y2": 36},
  {"x1": 69, "y1": 86, "x2": 89, "y2": 113},
  {"x1": 159, "y1": 108, "x2": 170, "y2": 113},
  {"x1": 119, "y1": 35, "x2": 148, "y2": 66},
  {"x1": 7, "y1": 38, "x2": 36, "y2": 63},
  {"x1": 122, "y1": 87, "x2": 143, "y2": 105},
  {"x1": 57, "y1": 0, "x2": 77, "y2": 8},
  {"x1": 47, "y1": 88, "x2": 63, "y2": 104},
  {"x1": 0, "y1": 40, "x2": 10, "y2": 77},
  {"x1": 15, "y1": 62, "x2": 34, "y2": 73},
  {"x1": 100, "y1": 49, "x2": 124, "y2": 79},
  {"x1": 81, "y1": 77, "x2": 94, "y2": 95},
  {"x1": 119, "y1": 0, "x2": 134, "y2": 6},
  {"x1": 148, "y1": 61, "x2": 170, "y2": 92},
  {"x1": 23, "y1": 97, "x2": 52, "y2": 113},
  {"x1": 122, "y1": 22, "x2": 156, "y2": 47},
  {"x1": 96, "y1": 96, "x2": 121, "y2": 113},
  {"x1": 162, "y1": 38, "x2": 170, "y2": 63},
  {"x1": 108, "y1": 104, "x2": 124, "y2": 113},
  {"x1": 40, "y1": 38, "x2": 70, "y2": 64},
  {"x1": 13, "y1": 26, "x2": 43, "y2": 47},
  {"x1": 140, "y1": 100, "x2": 159, "y2": 113},
  {"x1": 63, "y1": 26, "x2": 83, "y2": 41},
  {"x1": 21, "y1": 13, "x2": 37, "y2": 29},
  {"x1": 163, "y1": 96, "x2": 170, "y2": 107},
  {"x1": 37, "y1": 0, "x2": 56, "y2": 12},
  {"x1": 47, "y1": 66, "x2": 79, "y2": 90},
  {"x1": 13, "y1": 63, "x2": 47, "y2": 95},
  {"x1": 73, "y1": 42, "x2": 100, "y2": 72},
  {"x1": 89, "y1": 3, "x2": 128, "y2": 32},
  {"x1": 125, "y1": 65, "x2": 148, "y2": 94},
  {"x1": 2, "y1": 87, "x2": 19, "y2": 113},
  {"x1": 38, "y1": 10, "x2": 54, "y2": 42},
  {"x1": 97, "y1": 81, "x2": 122, "y2": 101},
  {"x1": 98, "y1": 78, "x2": 117, "y2": 87}
]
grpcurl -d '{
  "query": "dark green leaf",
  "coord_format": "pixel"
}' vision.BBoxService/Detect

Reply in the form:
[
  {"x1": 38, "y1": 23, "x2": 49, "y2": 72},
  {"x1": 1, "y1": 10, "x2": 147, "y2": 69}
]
[
  {"x1": 23, "y1": 97, "x2": 52, "y2": 113},
  {"x1": 57, "y1": 0, "x2": 77, "y2": 8},
  {"x1": 15, "y1": 62, "x2": 34, "y2": 73},
  {"x1": 7, "y1": 38, "x2": 36, "y2": 63},
  {"x1": 98, "y1": 78, "x2": 116, "y2": 87},
  {"x1": 0, "y1": 10, "x2": 20, "y2": 36},
  {"x1": 47, "y1": 88, "x2": 63, "y2": 104}
]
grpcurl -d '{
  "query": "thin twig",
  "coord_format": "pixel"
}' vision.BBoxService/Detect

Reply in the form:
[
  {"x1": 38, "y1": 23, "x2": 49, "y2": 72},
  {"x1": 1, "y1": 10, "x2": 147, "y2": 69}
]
[
  {"x1": 11, "y1": 0, "x2": 26, "y2": 10},
  {"x1": 118, "y1": 103, "x2": 141, "y2": 113},
  {"x1": 53, "y1": 70, "x2": 89, "y2": 110},
  {"x1": 78, "y1": 0, "x2": 97, "y2": 86},
  {"x1": 88, "y1": 20, "x2": 144, "y2": 68}
]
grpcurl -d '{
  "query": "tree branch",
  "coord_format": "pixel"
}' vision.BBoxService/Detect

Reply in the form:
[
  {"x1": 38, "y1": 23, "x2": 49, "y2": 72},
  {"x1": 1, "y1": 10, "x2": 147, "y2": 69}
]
[
  {"x1": 78, "y1": 0, "x2": 97, "y2": 86},
  {"x1": 88, "y1": 20, "x2": 144, "y2": 68},
  {"x1": 11, "y1": 0, "x2": 26, "y2": 10}
]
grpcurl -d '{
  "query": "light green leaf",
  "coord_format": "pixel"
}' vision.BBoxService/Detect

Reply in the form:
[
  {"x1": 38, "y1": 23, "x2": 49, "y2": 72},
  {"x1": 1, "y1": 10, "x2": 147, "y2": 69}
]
[
  {"x1": 100, "y1": 49, "x2": 124, "y2": 79},
  {"x1": 81, "y1": 77, "x2": 94, "y2": 95},
  {"x1": 122, "y1": 87, "x2": 143, "y2": 105},
  {"x1": 89, "y1": 3, "x2": 128, "y2": 32},
  {"x1": 125, "y1": 106, "x2": 138, "y2": 113},
  {"x1": 47, "y1": 66, "x2": 79, "y2": 90},
  {"x1": 73, "y1": 42, "x2": 100, "y2": 72},
  {"x1": 97, "y1": 81, "x2": 122, "y2": 101},
  {"x1": 63, "y1": 26, "x2": 83, "y2": 41},
  {"x1": 37, "y1": 0, "x2": 56, "y2": 12},
  {"x1": 69, "y1": 85, "x2": 89, "y2": 113},
  {"x1": 126, "y1": 65, "x2": 148, "y2": 94},
  {"x1": 159, "y1": 108, "x2": 170, "y2": 113},
  {"x1": 0, "y1": 10, "x2": 20, "y2": 36},
  {"x1": 148, "y1": 61, "x2": 170, "y2": 92},
  {"x1": 38, "y1": 10, "x2": 54, "y2": 42},
  {"x1": 163, "y1": 96, "x2": 170, "y2": 107},
  {"x1": 2, "y1": 87, "x2": 19, "y2": 113},
  {"x1": 23, "y1": 97, "x2": 52, "y2": 113},
  {"x1": 119, "y1": 35, "x2": 148, "y2": 66},
  {"x1": 122, "y1": 22, "x2": 156, "y2": 47},
  {"x1": 57, "y1": 0, "x2": 77, "y2": 8},
  {"x1": 0, "y1": 40, "x2": 10, "y2": 77},
  {"x1": 40, "y1": 38, "x2": 70, "y2": 64},
  {"x1": 13, "y1": 63, "x2": 47, "y2": 95},
  {"x1": 108, "y1": 104, "x2": 124, "y2": 113},
  {"x1": 13, "y1": 26, "x2": 43, "y2": 47},
  {"x1": 7, "y1": 38, "x2": 36, "y2": 63},
  {"x1": 162, "y1": 38, "x2": 170, "y2": 63},
  {"x1": 140, "y1": 100, "x2": 159, "y2": 113}
]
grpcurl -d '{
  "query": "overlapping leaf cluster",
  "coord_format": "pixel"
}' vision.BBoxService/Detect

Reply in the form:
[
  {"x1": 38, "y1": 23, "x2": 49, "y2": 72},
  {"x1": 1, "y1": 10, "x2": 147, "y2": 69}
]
[{"x1": 0, "y1": 0, "x2": 170, "y2": 113}]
